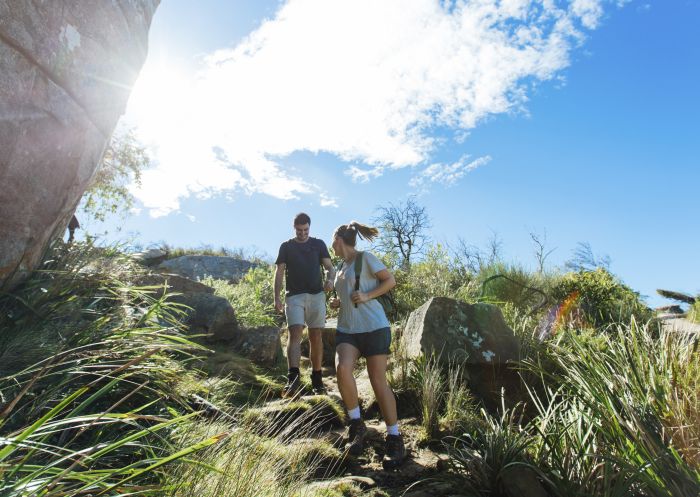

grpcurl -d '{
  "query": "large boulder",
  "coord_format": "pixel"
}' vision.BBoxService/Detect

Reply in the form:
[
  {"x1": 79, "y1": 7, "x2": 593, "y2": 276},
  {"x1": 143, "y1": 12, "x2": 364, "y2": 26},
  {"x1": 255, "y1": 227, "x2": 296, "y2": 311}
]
[
  {"x1": 0, "y1": 0, "x2": 159, "y2": 292},
  {"x1": 136, "y1": 272, "x2": 215, "y2": 295},
  {"x1": 231, "y1": 326, "x2": 283, "y2": 367},
  {"x1": 300, "y1": 318, "x2": 338, "y2": 368},
  {"x1": 170, "y1": 292, "x2": 239, "y2": 341},
  {"x1": 402, "y1": 297, "x2": 521, "y2": 408},
  {"x1": 157, "y1": 255, "x2": 257, "y2": 283}
]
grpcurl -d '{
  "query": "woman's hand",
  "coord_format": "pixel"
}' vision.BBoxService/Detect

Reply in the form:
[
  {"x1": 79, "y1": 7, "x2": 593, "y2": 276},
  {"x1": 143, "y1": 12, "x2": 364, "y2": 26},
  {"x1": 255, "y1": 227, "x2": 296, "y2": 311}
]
[
  {"x1": 329, "y1": 297, "x2": 341, "y2": 309},
  {"x1": 351, "y1": 291, "x2": 370, "y2": 305}
]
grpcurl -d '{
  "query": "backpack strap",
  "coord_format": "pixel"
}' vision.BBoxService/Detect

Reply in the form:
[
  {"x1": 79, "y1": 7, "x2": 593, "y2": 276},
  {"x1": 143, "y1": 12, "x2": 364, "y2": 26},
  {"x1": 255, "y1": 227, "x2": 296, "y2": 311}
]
[{"x1": 353, "y1": 251, "x2": 364, "y2": 308}]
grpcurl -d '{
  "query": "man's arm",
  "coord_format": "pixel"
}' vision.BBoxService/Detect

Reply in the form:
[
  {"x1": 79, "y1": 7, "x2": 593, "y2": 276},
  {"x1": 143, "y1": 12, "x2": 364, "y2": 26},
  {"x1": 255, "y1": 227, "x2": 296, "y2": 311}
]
[
  {"x1": 321, "y1": 257, "x2": 335, "y2": 291},
  {"x1": 274, "y1": 263, "x2": 285, "y2": 312}
]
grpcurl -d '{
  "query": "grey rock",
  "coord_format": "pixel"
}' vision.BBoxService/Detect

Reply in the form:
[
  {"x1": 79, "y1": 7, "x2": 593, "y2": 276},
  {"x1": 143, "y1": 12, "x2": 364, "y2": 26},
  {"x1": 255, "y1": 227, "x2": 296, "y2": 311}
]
[
  {"x1": 0, "y1": 0, "x2": 159, "y2": 292},
  {"x1": 655, "y1": 305, "x2": 684, "y2": 315},
  {"x1": 402, "y1": 297, "x2": 521, "y2": 408},
  {"x1": 335, "y1": 476, "x2": 376, "y2": 490},
  {"x1": 500, "y1": 465, "x2": 549, "y2": 497},
  {"x1": 171, "y1": 292, "x2": 239, "y2": 341},
  {"x1": 136, "y1": 272, "x2": 214, "y2": 295},
  {"x1": 157, "y1": 255, "x2": 257, "y2": 283},
  {"x1": 232, "y1": 326, "x2": 283, "y2": 367},
  {"x1": 300, "y1": 319, "x2": 337, "y2": 368},
  {"x1": 133, "y1": 248, "x2": 168, "y2": 266}
]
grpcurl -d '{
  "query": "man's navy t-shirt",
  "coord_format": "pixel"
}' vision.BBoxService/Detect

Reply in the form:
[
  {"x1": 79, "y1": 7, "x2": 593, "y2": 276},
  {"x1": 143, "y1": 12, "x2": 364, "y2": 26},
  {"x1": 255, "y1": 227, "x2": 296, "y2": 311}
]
[{"x1": 275, "y1": 237, "x2": 331, "y2": 297}]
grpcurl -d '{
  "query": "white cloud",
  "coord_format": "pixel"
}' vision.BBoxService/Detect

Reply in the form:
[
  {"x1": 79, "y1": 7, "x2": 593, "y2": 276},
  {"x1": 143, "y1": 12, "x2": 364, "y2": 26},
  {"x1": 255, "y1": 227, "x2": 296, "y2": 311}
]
[
  {"x1": 319, "y1": 193, "x2": 339, "y2": 208},
  {"x1": 126, "y1": 0, "x2": 621, "y2": 216},
  {"x1": 409, "y1": 155, "x2": 491, "y2": 189}
]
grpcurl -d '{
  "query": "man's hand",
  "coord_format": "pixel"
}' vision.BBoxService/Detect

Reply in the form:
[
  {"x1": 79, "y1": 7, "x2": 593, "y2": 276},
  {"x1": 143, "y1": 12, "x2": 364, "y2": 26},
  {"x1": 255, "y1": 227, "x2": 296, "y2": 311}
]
[
  {"x1": 274, "y1": 297, "x2": 284, "y2": 313},
  {"x1": 324, "y1": 279, "x2": 334, "y2": 292},
  {"x1": 329, "y1": 297, "x2": 341, "y2": 309},
  {"x1": 351, "y1": 291, "x2": 370, "y2": 305}
]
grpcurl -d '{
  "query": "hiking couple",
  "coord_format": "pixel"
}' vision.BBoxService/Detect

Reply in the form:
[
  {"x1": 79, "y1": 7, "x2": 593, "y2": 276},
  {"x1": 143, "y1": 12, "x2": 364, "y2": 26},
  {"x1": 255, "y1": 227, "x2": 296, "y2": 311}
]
[{"x1": 273, "y1": 212, "x2": 406, "y2": 469}]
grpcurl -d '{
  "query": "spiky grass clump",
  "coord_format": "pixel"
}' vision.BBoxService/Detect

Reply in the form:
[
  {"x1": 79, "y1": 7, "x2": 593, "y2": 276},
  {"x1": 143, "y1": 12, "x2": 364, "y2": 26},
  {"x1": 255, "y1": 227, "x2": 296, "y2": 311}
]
[
  {"x1": 0, "y1": 241, "x2": 231, "y2": 496},
  {"x1": 443, "y1": 320, "x2": 700, "y2": 497}
]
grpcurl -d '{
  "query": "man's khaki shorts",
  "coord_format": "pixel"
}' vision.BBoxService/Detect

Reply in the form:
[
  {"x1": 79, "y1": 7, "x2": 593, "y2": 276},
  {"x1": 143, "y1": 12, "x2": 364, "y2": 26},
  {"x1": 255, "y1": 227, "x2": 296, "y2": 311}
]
[{"x1": 285, "y1": 292, "x2": 326, "y2": 329}]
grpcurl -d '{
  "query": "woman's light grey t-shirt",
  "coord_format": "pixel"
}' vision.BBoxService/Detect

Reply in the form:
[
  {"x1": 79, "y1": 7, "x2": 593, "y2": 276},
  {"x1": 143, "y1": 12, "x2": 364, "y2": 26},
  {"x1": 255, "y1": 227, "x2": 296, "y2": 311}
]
[{"x1": 334, "y1": 251, "x2": 391, "y2": 334}]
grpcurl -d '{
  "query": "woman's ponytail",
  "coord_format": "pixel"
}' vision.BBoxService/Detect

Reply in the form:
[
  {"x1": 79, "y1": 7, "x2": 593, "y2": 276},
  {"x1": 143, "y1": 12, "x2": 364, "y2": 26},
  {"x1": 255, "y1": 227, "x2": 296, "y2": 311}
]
[{"x1": 333, "y1": 221, "x2": 379, "y2": 247}]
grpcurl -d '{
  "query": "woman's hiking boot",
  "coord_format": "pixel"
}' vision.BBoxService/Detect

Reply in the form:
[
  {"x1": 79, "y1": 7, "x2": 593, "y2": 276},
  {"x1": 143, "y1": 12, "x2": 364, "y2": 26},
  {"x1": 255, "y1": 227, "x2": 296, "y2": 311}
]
[
  {"x1": 382, "y1": 434, "x2": 407, "y2": 470},
  {"x1": 346, "y1": 419, "x2": 367, "y2": 456}
]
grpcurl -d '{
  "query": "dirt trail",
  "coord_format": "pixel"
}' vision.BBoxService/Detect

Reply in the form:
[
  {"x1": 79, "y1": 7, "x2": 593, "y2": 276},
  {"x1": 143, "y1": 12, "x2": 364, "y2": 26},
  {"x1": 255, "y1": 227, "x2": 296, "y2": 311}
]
[{"x1": 274, "y1": 369, "x2": 460, "y2": 496}]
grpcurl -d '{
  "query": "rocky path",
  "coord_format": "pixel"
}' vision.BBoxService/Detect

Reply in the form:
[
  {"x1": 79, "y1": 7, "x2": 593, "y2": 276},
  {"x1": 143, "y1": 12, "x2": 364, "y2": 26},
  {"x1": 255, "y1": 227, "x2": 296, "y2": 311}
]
[{"x1": 268, "y1": 367, "x2": 461, "y2": 497}]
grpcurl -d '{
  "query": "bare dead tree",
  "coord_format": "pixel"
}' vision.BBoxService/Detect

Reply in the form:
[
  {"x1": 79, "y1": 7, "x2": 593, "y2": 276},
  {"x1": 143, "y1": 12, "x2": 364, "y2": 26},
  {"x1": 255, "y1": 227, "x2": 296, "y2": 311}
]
[
  {"x1": 565, "y1": 241, "x2": 611, "y2": 272},
  {"x1": 373, "y1": 197, "x2": 431, "y2": 268},
  {"x1": 454, "y1": 231, "x2": 503, "y2": 273},
  {"x1": 530, "y1": 229, "x2": 556, "y2": 273}
]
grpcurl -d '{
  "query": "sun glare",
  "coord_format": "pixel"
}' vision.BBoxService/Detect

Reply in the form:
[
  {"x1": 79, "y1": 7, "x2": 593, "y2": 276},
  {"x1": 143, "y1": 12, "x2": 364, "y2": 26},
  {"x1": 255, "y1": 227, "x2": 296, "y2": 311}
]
[{"x1": 125, "y1": 63, "x2": 193, "y2": 144}]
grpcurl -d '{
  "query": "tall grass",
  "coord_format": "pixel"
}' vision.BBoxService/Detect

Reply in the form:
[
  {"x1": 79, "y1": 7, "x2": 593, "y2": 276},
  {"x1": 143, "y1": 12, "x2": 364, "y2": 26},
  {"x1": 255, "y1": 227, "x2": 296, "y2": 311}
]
[
  {"x1": 0, "y1": 242, "x2": 231, "y2": 495},
  {"x1": 444, "y1": 319, "x2": 700, "y2": 497},
  {"x1": 530, "y1": 320, "x2": 700, "y2": 496},
  {"x1": 202, "y1": 266, "x2": 278, "y2": 328}
]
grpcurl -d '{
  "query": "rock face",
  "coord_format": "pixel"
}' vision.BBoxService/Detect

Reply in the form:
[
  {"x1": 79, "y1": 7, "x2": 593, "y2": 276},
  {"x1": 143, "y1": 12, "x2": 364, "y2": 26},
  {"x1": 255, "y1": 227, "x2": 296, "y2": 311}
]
[
  {"x1": 0, "y1": 1, "x2": 160, "y2": 292},
  {"x1": 231, "y1": 326, "x2": 283, "y2": 367},
  {"x1": 171, "y1": 292, "x2": 239, "y2": 341},
  {"x1": 136, "y1": 272, "x2": 215, "y2": 295},
  {"x1": 402, "y1": 297, "x2": 521, "y2": 408},
  {"x1": 300, "y1": 318, "x2": 338, "y2": 368},
  {"x1": 157, "y1": 255, "x2": 257, "y2": 283},
  {"x1": 133, "y1": 248, "x2": 168, "y2": 267}
]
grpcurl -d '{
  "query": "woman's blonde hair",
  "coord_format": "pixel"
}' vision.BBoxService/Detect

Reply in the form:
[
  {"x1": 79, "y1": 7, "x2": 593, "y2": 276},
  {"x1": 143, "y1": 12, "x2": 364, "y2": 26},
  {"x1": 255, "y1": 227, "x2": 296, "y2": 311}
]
[{"x1": 333, "y1": 221, "x2": 379, "y2": 247}]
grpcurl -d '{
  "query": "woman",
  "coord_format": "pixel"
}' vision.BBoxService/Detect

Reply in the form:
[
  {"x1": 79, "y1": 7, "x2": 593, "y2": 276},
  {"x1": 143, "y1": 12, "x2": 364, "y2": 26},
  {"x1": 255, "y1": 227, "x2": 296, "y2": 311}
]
[{"x1": 329, "y1": 221, "x2": 406, "y2": 470}]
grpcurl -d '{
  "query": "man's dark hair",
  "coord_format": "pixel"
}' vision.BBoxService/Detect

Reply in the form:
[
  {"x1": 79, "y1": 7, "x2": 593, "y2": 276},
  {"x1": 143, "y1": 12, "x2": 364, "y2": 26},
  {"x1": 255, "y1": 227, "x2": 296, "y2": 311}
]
[{"x1": 294, "y1": 212, "x2": 311, "y2": 226}]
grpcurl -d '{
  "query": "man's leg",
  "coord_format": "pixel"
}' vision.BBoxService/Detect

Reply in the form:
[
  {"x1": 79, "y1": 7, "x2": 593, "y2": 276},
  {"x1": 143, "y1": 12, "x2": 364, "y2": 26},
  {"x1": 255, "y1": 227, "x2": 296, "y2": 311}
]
[
  {"x1": 306, "y1": 292, "x2": 327, "y2": 393},
  {"x1": 286, "y1": 324, "x2": 305, "y2": 370},
  {"x1": 308, "y1": 328, "x2": 323, "y2": 371},
  {"x1": 283, "y1": 294, "x2": 305, "y2": 397}
]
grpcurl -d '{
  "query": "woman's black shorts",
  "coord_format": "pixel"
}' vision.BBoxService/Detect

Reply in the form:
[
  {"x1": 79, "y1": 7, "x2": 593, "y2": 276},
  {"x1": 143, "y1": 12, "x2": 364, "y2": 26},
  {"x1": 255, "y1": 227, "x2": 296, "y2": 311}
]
[{"x1": 335, "y1": 327, "x2": 391, "y2": 357}]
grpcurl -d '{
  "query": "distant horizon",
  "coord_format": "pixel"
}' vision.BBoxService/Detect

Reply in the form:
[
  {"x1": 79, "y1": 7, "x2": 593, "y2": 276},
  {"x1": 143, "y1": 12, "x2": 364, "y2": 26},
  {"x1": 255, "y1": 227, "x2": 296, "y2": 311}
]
[{"x1": 89, "y1": 0, "x2": 698, "y2": 309}]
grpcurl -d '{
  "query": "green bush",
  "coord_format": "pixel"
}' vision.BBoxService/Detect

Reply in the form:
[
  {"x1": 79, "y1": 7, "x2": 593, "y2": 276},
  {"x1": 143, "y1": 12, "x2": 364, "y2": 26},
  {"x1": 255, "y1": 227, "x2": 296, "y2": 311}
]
[
  {"x1": 473, "y1": 262, "x2": 556, "y2": 311},
  {"x1": 550, "y1": 268, "x2": 652, "y2": 329},
  {"x1": 204, "y1": 265, "x2": 279, "y2": 328},
  {"x1": 391, "y1": 244, "x2": 471, "y2": 316}
]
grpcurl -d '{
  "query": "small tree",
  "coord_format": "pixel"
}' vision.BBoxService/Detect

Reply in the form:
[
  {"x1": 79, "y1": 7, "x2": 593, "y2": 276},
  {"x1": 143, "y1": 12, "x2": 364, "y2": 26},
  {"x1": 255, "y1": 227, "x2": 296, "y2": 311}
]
[
  {"x1": 454, "y1": 231, "x2": 503, "y2": 274},
  {"x1": 530, "y1": 229, "x2": 556, "y2": 273},
  {"x1": 373, "y1": 197, "x2": 431, "y2": 269},
  {"x1": 565, "y1": 242, "x2": 611, "y2": 272},
  {"x1": 80, "y1": 130, "x2": 149, "y2": 222}
]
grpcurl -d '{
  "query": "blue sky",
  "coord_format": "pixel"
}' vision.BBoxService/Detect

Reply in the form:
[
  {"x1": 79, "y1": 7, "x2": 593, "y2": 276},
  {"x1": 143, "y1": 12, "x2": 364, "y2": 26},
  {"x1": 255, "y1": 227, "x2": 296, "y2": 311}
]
[{"x1": 96, "y1": 0, "x2": 700, "y2": 307}]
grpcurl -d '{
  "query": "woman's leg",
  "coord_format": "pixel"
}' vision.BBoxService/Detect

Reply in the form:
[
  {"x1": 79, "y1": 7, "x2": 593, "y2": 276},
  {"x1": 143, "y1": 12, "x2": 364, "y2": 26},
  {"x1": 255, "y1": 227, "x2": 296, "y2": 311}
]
[
  {"x1": 336, "y1": 343, "x2": 361, "y2": 410},
  {"x1": 366, "y1": 354, "x2": 397, "y2": 426}
]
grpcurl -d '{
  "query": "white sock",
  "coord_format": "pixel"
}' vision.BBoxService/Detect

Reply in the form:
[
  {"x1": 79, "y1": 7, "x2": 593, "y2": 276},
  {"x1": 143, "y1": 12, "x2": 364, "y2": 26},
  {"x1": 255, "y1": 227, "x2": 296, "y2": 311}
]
[
  {"x1": 386, "y1": 423, "x2": 400, "y2": 436},
  {"x1": 347, "y1": 406, "x2": 361, "y2": 420}
]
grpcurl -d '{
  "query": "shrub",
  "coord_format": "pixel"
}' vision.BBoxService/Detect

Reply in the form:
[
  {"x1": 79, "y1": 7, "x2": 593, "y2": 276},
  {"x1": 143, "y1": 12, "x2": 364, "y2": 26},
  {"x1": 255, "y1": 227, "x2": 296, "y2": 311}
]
[
  {"x1": 0, "y1": 241, "x2": 224, "y2": 496},
  {"x1": 204, "y1": 265, "x2": 279, "y2": 328},
  {"x1": 391, "y1": 244, "x2": 470, "y2": 316},
  {"x1": 550, "y1": 268, "x2": 652, "y2": 329}
]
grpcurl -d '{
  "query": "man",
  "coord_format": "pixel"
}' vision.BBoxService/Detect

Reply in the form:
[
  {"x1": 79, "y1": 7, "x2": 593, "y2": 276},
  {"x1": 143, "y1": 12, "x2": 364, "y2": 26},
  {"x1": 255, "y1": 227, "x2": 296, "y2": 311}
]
[{"x1": 274, "y1": 212, "x2": 335, "y2": 397}]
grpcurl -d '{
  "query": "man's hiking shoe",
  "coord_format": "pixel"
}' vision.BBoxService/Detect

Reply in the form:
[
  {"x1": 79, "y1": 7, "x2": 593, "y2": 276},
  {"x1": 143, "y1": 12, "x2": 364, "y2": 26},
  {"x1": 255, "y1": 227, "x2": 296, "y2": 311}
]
[
  {"x1": 311, "y1": 371, "x2": 326, "y2": 395},
  {"x1": 281, "y1": 376, "x2": 302, "y2": 398},
  {"x1": 311, "y1": 382, "x2": 327, "y2": 395},
  {"x1": 382, "y1": 434, "x2": 407, "y2": 470},
  {"x1": 345, "y1": 419, "x2": 367, "y2": 456}
]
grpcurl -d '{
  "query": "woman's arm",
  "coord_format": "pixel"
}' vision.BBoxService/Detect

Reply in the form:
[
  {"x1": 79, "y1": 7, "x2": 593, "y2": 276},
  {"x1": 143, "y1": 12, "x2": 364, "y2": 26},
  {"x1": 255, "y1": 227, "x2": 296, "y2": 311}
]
[{"x1": 351, "y1": 268, "x2": 395, "y2": 304}]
